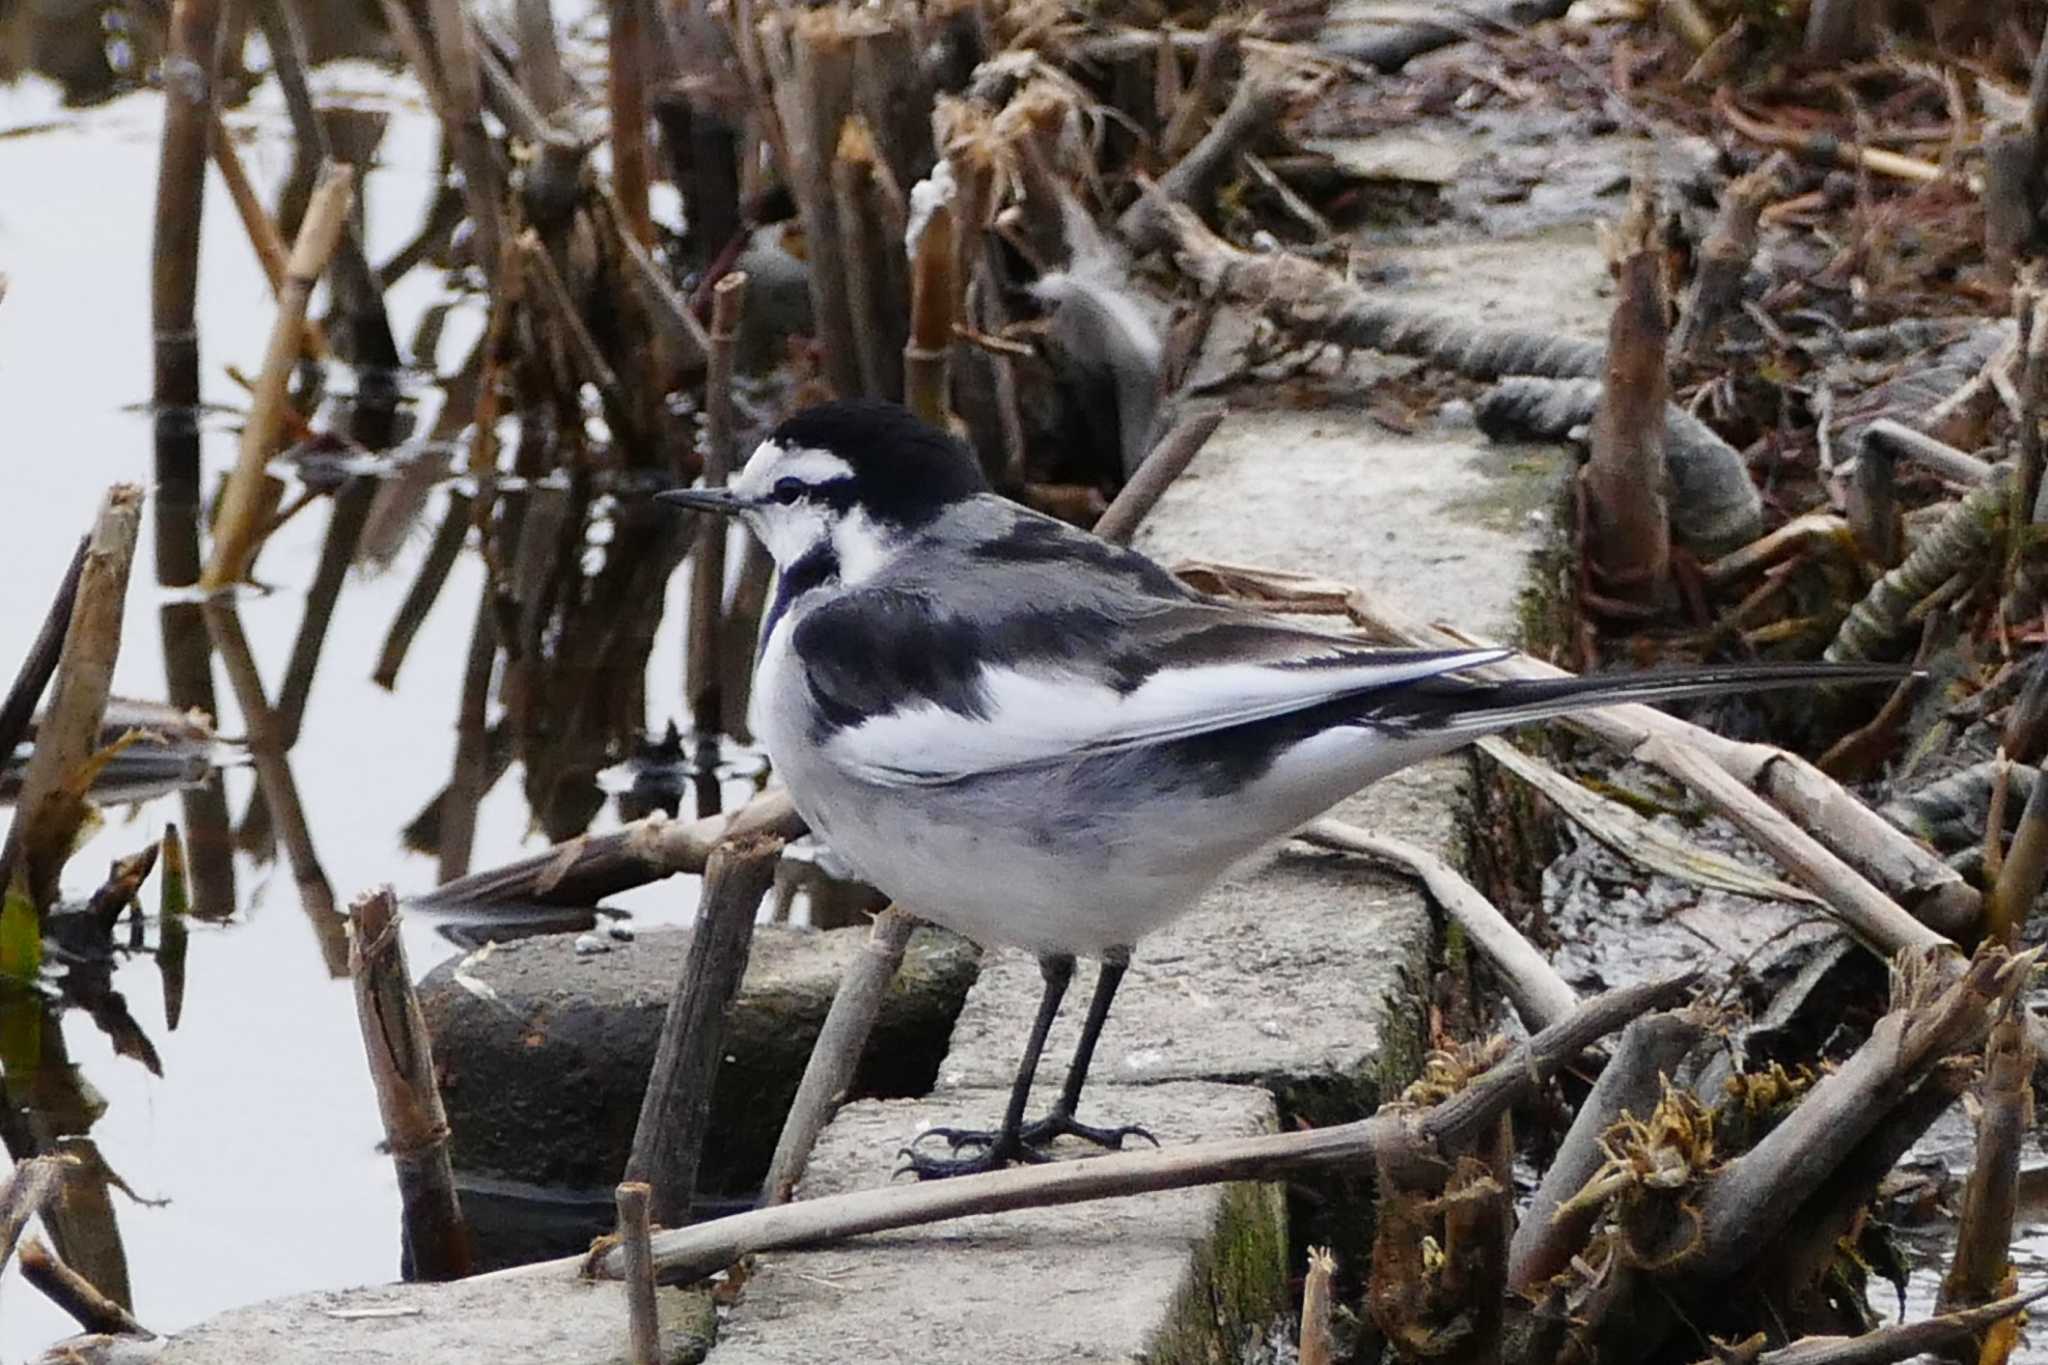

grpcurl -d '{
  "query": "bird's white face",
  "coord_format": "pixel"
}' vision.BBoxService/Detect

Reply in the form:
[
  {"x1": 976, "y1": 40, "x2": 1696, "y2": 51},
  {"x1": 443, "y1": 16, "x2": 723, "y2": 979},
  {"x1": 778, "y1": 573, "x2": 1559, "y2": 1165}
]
[{"x1": 729, "y1": 439, "x2": 897, "y2": 582}]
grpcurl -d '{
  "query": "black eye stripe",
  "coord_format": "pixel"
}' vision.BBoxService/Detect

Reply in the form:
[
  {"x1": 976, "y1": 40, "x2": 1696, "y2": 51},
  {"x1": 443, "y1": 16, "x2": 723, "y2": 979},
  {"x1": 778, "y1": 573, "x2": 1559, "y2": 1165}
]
[{"x1": 770, "y1": 476, "x2": 858, "y2": 510}]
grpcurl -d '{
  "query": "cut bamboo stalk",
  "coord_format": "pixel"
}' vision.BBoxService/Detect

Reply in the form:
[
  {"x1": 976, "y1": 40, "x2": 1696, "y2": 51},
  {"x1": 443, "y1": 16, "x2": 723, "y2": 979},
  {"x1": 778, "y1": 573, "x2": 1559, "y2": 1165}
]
[
  {"x1": 252, "y1": 0, "x2": 400, "y2": 368},
  {"x1": 1672, "y1": 156, "x2": 1783, "y2": 362},
  {"x1": 1507, "y1": 1010, "x2": 1706, "y2": 1292},
  {"x1": 0, "y1": 537, "x2": 88, "y2": 775},
  {"x1": 201, "y1": 601, "x2": 344, "y2": 969},
  {"x1": 208, "y1": 112, "x2": 330, "y2": 359},
  {"x1": 484, "y1": 973, "x2": 1694, "y2": 1286},
  {"x1": 615, "y1": 1181, "x2": 660, "y2": 1364},
  {"x1": 833, "y1": 118, "x2": 899, "y2": 400},
  {"x1": 438, "y1": 585, "x2": 499, "y2": 885},
  {"x1": 625, "y1": 834, "x2": 785, "y2": 1225},
  {"x1": 761, "y1": 10, "x2": 862, "y2": 396},
  {"x1": 1306, "y1": 574, "x2": 1980, "y2": 936},
  {"x1": 201, "y1": 164, "x2": 355, "y2": 592},
  {"x1": 687, "y1": 274, "x2": 749, "y2": 739},
  {"x1": 1582, "y1": 167, "x2": 1672, "y2": 610},
  {"x1": 1, "y1": 487, "x2": 142, "y2": 916},
  {"x1": 1862, "y1": 420, "x2": 1991, "y2": 485},
  {"x1": 416, "y1": 786, "x2": 802, "y2": 909},
  {"x1": 516, "y1": 0, "x2": 571, "y2": 115},
  {"x1": 421, "y1": 0, "x2": 505, "y2": 280},
  {"x1": 904, "y1": 183, "x2": 957, "y2": 427},
  {"x1": 151, "y1": 0, "x2": 223, "y2": 591},
  {"x1": 609, "y1": 0, "x2": 655, "y2": 248},
  {"x1": 1934, "y1": 1007, "x2": 2033, "y2": 1359},
  {"x1": 1093, "y1": 409, "x2": 1223, "y2": 546},
  {"x1": 375, "y1": 492, "x2": 473, "y2": 690},
  {"x1": 760, "y1": 903, "x2": 919, "y2": 1205},
  {"x1": 1304, "y1": 820, "x2": 1578, "y2": 1032},
  {"x1": 19, "y1": 1236, "x2": 153, "y2": 1337},
  {"x1": 1299, "y1": 1246, "x2": 1336, "y2": 1365},
  {"x1": 349, "y1": 887, "x2": 472, "y2": 1280},
  {"x1": 0, "y1": 1157, "x2": 70, "y2": 1276}
]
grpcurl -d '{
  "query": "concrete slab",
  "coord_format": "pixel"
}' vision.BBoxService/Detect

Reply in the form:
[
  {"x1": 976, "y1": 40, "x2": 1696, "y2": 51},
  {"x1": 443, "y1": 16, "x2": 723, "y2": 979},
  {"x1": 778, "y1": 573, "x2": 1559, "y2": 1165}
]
[
  {"x1": 707, "y1": 1084, "x2": 1285, "y2": 1365},
  {"x1": 156, "y1": 1275, "x2": 717, "y2": 1365},
  {"x1": 419, "y1": 924, "x2": 978, "y2": 1194}
]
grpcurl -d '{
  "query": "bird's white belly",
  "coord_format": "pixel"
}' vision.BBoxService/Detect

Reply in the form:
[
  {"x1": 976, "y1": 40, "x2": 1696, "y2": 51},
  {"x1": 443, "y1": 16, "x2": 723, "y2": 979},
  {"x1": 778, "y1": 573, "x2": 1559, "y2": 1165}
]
[{"x1": 750, "y1": 613, "x2": 1465, "y2": 957}]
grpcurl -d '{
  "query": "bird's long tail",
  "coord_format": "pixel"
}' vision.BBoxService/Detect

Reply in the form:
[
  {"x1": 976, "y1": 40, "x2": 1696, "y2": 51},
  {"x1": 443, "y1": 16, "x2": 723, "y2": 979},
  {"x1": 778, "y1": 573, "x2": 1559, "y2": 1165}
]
[{"x1": 1378, "y1": 660, "x2": 1911, "y2": 737}]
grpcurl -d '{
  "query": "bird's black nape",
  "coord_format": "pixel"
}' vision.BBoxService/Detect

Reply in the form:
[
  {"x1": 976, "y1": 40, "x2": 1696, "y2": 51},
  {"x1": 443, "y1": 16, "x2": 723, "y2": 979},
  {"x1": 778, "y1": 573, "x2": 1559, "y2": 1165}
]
[{"x1": 771, "y1": 399, "x2": 990, "y2": 528}]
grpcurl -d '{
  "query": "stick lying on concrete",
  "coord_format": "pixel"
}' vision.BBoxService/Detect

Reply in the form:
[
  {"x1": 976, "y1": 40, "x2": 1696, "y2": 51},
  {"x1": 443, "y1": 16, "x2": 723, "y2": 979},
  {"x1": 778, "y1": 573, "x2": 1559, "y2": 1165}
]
[{"x1": 478, "y1": 973, "x2": 1694, "y2": 1288}]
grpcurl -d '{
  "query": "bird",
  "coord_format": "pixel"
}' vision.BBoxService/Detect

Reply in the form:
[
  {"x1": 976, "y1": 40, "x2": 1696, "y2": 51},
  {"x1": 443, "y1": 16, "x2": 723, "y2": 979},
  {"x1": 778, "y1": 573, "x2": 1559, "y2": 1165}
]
[{"x1": 660, "y1": 398, "x2": 1897, "y2": 1179}]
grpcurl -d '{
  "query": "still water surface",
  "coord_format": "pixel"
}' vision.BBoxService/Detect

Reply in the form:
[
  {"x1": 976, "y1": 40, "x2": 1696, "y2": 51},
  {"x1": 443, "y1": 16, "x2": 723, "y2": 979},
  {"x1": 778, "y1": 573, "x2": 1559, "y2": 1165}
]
[{"x1": 0, "y1": 62, "x2": 708, "y2": 1357}]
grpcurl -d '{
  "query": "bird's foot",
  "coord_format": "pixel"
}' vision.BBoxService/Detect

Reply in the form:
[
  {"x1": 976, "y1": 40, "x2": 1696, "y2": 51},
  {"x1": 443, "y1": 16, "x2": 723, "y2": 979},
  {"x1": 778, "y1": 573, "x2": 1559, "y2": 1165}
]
[
  {"x1": 1018, "y1": 1110, "x2": 1158, "y2": 1152},
  {"x1": 895, "y1": 1131, "x2": 1047, "y2": 1180},
  {"x1": 907, "y1": 1109, "x2": 1159, "y2": 1165}
]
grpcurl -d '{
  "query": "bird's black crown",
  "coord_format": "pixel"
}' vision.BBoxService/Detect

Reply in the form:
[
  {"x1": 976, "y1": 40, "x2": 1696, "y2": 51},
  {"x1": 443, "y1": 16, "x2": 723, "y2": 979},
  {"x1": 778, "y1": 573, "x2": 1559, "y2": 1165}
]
[{"x1": 771, "y1": 399, "x2": 989, "y2": 528}]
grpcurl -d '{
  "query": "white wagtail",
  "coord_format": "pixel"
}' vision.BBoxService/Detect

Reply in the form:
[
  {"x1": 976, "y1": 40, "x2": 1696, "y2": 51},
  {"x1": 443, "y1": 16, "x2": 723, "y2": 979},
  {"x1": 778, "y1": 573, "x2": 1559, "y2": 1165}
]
[{"x1": 661, "y1": 398, "x2": 1895, "y2": 1178}]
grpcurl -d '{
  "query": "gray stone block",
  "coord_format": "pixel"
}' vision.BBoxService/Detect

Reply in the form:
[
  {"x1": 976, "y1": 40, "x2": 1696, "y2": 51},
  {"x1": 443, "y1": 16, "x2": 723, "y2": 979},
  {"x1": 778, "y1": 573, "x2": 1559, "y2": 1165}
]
[
  {"x1": 156, "y1": 1275, "x2": 717, "y2": 1365},
  {"x1": 419, "y1": 924, "x2": 979, "y2": 1194},
  {"x1": 708, "y1": 1083, "x2": 1285, "y2": 1365}
]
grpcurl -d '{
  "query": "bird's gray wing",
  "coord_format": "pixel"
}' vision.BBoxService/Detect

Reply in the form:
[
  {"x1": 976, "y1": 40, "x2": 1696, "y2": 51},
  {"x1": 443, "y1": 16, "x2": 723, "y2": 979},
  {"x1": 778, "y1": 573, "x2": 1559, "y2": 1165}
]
[{"x1": 790, "y1": 578, "x2": 1507, "y2": 787}]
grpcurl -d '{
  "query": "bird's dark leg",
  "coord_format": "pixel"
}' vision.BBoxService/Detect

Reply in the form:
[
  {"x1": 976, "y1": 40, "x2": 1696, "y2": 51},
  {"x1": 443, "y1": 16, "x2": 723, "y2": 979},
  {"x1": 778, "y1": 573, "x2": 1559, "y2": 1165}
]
[
  {"x1": 1016, "y1": 948, "x2": 1156, "y2": 1152},
  {"x1": 914, "y1": 948, "x2": 1158, "y2": 1164},
  {"x1": 899, "y1": 953, "x2": 1074, "y2": 1180}
]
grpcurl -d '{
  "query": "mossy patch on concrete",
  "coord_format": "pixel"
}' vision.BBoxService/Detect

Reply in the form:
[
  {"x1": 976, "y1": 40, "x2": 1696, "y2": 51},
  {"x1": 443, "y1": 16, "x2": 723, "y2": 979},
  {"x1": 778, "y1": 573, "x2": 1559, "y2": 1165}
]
[{"x1": 1148, "y1": 1177, "x2": 1290, "y2": 1365}]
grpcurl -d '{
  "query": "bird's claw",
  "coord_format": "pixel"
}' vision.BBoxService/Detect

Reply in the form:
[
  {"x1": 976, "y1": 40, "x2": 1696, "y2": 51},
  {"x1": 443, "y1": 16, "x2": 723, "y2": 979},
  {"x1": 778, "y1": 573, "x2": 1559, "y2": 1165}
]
[
  {"x1": 895, "y1": 1139, "x2": 1046, "y2": 1181},
  {"x1": 902, "y1": 1111, "x2": 1160, "y2": 1167}
]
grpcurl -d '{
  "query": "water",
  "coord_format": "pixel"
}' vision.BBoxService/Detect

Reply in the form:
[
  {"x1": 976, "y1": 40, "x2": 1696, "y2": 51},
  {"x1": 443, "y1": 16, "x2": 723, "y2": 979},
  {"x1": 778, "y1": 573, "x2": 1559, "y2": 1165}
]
[{"x1": 0, "y1": 63, "x2": 716, "y2": 1358}]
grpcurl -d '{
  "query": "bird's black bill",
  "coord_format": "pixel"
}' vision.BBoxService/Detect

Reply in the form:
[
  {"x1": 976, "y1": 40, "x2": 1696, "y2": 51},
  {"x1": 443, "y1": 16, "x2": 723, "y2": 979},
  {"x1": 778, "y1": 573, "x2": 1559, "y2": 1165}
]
[{"x1": 657, "y1": 487, "x2": 748, "y2": 515}]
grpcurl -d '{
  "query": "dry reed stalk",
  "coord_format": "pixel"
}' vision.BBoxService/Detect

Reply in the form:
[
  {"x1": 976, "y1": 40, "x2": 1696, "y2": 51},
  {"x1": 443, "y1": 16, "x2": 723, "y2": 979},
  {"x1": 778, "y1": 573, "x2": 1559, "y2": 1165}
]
[
  {"x1": 761, "y1": 9, "x2": 862, "y2": 395},
  {"x1": 251, "y1": 0, "x2": 399, "y2": 369},
  {"x1": 687, "y1": 273, "x2": 749, "y2": 738},
  {"x1": 0, "y1": 537, "x2": 88, "y2": 774},
  {"x1": 439, "y1": 587, "x2": 499, "y2": 884},
  {"x1": 1692, "y1": 947, "x2": 2033, "y2": 1281},
  {"x1": 1673, "y1": 156, "x2": 1783, "y2": 362},
  {"x1": 1582, "y1": 170, "x2": 1671, "y2": 610},
  {"x1": 833, "y1": 119, "x2": 901, "y2": 399},
  {"x1": 1299, "y1": 1246, "x2": 1336, "y2": 1365},
  {"x1": 610, "y1": 0, "x2": 656, "y2": 248},
  {"x1": 374, "y1": 492, "x2": 472, "y2": 689},
  {"x1": 760, "y1": 903, "x2": 919, "y2": 1205},
  {"x1": 1158, "y1": 26, "x2": 1239, "y2": 160},
  {"x1": 151, "y1": 0, "x2": 224, "y2": 592},
  {"x1": 1123, "y1": 72, "x2": 1288, "y2": 255},
  {"x1": 1989, "y1": 760, "x2": 2048, "y2": 949},
  {"x1": 615, "y1": 1182, "x2": 660, "y2": 1363},
  {"x1": 1093, "y1": 409, "x2": 1224, "y2": 545},
  {"x1": 484, "y1": 974, "x2": 1694, "y2": 1286},
  {"x1": 418, "y1": 0, "x2": 505, "y2": 279},
  {"x1": 1740, "y1": 1287, "x2": 2048, "y2": 1365},
  {"x1": 19, "y1": 1237, "x2": 152, "y2": 1337},
  {"x1": 349, "y1": 887, "x2": 473, "y2": 1280},
  {"x1": 273, "y1": 479, "x2": 380, "y2": 750},
  {"x1": 200, "y1": 164, "x2": 354, "y2": 592},
  {"x1": 516, "y1": 0, "x2": 571, "y2": 114},
  {"x1": 1846, "y1": 434, "x2": 1902, "y2": 568},
  {"x1": 607, "y1": 185, "x2": 713, "y2": 369},
  {"x1": 0, "y1": 1157, "x2": 70, "y2": 1276},
  {"x1": 1305, "y1": 819, "x2": 1577, "y2": 1031},
  {"x1": 208, "y1": 112, "x2": 330, "y2": 359},
  {"x1": 1290, "y1": 570, "x2": 1978, "y2": 933},
  {"x1": 905, "y1": 184, "x2": 957, "y2": 426},
  {"x1": 1934, "y1": 1008, "x2": 2033, "y2": 1359},
  {"x1": 624, "y1": 834, "x2": 786, "y2": 1225},
  {"x1": 418, "y1": 787, "x2": 803, "y2": 908},
  {"x1": 200, "y1": 601, "x2": 344, "y2": 968},
  {"x1": 1506, "y1": 1009, "x2": 1706, "y2": 1293},
  {"x1": 720, "y1": 544, "x2": 774, "y2": 740},
  {"x1": 1862, "y1": 420, "x2": 1991, "y2": 484},
  {"x1": 1, "y1": 488, "x2": 141, "y2": 916}
]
